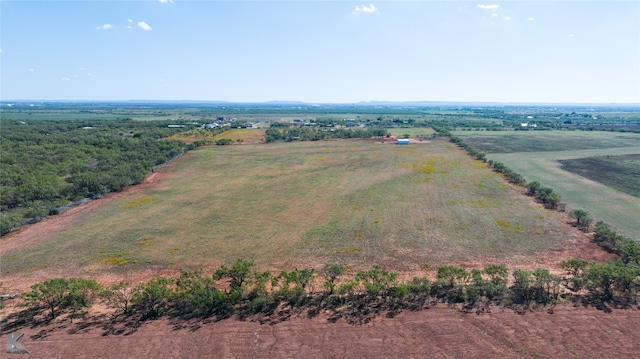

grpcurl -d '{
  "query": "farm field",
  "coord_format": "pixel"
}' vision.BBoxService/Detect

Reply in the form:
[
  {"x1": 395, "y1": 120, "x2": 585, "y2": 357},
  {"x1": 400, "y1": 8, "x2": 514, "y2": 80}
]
[
  {"x1": 454, "y1": 130, "x2": 640, "y2": 239},
  {"x1": 458, "y1": 130, "x2": 640, "y2": 153},
  {"x1": 0, "y1": 138, "x2": 590, "y2": 285},
  {"x1": 558, "y1": 154, "x2": 640, "y2": 198}
]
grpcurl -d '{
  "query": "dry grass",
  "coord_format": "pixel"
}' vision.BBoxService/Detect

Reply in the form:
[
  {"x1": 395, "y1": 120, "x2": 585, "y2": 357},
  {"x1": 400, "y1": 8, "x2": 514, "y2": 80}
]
[
  {"x1": 212, "y1": 128, "x2": 266, "y2": 144},
  {"x1": 1, "y1": 139, "x2": 583, "y2": 276}
]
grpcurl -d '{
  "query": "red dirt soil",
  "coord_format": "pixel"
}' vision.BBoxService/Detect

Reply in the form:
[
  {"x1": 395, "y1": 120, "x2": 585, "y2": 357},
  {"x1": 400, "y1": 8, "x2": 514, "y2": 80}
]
[{"x1": 3, "y1": 306, "x2": 640, "y2": 359}]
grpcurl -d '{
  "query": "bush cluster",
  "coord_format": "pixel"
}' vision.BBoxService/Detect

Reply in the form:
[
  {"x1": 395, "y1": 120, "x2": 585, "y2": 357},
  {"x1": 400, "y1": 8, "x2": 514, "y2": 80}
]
[
  {"x1": 525, "y1": 181, "x2": 564, "y2": 210},
  {"x1": 593, "y1": 222, "x2": 640, "y2": 265}
]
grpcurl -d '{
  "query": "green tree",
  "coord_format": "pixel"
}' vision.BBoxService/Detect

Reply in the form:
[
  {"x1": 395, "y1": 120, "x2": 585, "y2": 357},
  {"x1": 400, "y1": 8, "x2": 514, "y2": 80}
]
[
  {"x1": 583, "y1": 263, "x2": 639, "y2": 303},
  {"x1": 174, "y1": 269, "x2": 228, "y2": 318},
  {"x1": 356, "y1": 265, "x2": 398, "y2": 303},
  {"x1": 531, "y1": 268, "x2": 561, "y2": 305},
  {"x1": 526, "y1": 181, "x2": 541, "y2": 196},
  {"x1": 214, "y1": 258, "x2": 255, "y2": 294},
  {"x1": 561, "y1": 259, "x2": 590, "y2": 277},
  {"x1": 24, "y1": 278, "x2": 70, "y2": 319},
  {"x1": 132, "y1": 277, "x2": 173, "y2": 320},
  {"x1": 510, "y1": 269, "x2": 533, "y2": 305},
  {"x1": 322, "y1": 263, "x2": 346, "y2": 295},
  {"x1": 406, "y1": 277, "x2": 431, "y2": 304},
  {"x1": 65, "y1": 278, "x2": 101, "y2": 321},
  {"x1": 569, "y1": 209, "x2": 593, "y2": 230}
]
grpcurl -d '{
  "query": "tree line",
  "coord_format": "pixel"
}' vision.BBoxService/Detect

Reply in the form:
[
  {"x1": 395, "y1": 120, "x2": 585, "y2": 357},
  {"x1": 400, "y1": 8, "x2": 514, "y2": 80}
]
[
  {"x1": 265, "y1": 123, "x2": 388, "y2": 143},
  {"x1": 0, "y1": 118, "x2": 200, "y2": 235},
  {"x1": 4, "y1": 256, "x2": 638, "y2": 327}
]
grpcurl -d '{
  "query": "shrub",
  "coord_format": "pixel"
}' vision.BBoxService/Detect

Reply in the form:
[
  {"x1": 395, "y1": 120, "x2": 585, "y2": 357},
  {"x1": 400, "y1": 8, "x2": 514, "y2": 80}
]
[{"x1": 132, "y1": 277, "x2": 173, "y2": 320}]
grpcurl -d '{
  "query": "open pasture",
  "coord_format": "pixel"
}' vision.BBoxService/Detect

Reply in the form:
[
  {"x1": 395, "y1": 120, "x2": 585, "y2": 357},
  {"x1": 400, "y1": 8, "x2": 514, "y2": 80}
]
[
  {"x1": 1, "y1": 139, "x2": 584, "y2": 278},
  {"x1": 212, "y1": 128, "x2": 266, "y2": 144},
  {"x1": 455, "y1": 130, "x2": 640, "y2": 239}
]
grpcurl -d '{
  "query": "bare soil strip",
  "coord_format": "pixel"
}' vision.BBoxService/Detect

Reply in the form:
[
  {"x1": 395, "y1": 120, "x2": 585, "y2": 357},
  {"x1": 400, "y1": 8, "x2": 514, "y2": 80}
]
[{"x1": 6, "y1": 306, "x2": 640, "y2": 359}]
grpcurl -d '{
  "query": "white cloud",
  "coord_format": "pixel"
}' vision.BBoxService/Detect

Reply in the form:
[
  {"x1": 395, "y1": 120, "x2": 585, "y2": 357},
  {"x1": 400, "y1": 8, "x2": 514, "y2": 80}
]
[
  {"x1": 137, "y1": 21, "x2": 152, "y2": 31},
  {"x1": 476, "y1": 4, "x2": 499, "y2": 10},
  {"x1": 128, "y1": 19, "x2": 133, "y2": 23},
  {"x1": 491, "y1": 13, "x2": 498, "y2": 17},
  {"x1": 158, "y1": 0, "x2": 173, "y2": 3},
  {"x1": 61, "y1": 77, "x2": 71, "y2": 81},
  {"x1": 527, "y1": 17, "x2": 535, "y2": 21},
  {"x1": 503, "y1": 16, "x2": 511, "y2": 21},
  {"x1": 96, "y1": 24, "x2": 112, "y2": 30},
  {"x1": 28, "y1": 68, "x2": 35, "y2": 72},
  {"x1": 568, "y1": 34, "x2": 576, "y2": 39},
  {"x1": 353, "y1": 4, "x2": 377, "y2": 15}
]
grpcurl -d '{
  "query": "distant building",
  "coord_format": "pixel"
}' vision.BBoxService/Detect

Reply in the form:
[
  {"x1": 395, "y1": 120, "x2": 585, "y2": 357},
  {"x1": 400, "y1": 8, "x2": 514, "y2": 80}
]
[{"x1": 397, "y1": 139, "x2": 410, "y2": 145}]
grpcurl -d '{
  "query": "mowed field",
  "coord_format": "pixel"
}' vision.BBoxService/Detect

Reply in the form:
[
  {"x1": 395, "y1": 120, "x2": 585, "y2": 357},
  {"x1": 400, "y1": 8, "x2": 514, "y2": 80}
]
[
  {"x1": 1, "y1": 138, "x2": 590, "y2": 285},
  {"x1": 455, "y1": 130, "x2": 640, "y2": 239}
]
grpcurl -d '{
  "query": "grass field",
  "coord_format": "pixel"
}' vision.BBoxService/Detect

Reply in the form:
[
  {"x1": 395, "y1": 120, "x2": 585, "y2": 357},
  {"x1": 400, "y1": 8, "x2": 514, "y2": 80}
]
[
  {"x1": 454, "y1": 130, "x2": 640, "y2": 239},
  {"x1": 212, "y1": 128, "x2": 266, "y2": 143},
  {"x1": 1, "y1": 139, "x2": 579, "y2": 276}
]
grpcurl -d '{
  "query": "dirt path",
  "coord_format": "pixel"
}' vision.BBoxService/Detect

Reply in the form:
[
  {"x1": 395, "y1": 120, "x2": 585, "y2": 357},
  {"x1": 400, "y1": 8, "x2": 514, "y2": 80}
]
[{"x1": 5, "y1": 306, "x2": 640, "y2": 358}]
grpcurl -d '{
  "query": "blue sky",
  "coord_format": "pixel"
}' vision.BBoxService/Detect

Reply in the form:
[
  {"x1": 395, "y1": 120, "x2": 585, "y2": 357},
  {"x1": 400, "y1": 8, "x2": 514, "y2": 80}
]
[{"x1": 1, "y1": 1, "x2": 639, "y2": 103}]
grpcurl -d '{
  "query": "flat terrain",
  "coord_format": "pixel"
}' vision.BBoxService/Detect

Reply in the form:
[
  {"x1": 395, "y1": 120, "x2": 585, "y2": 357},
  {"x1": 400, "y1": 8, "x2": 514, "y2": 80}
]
[
  {"x1": 458, "y1": 130, "x2": 640, "y2": 153},
  {"x1": 7, "y1": 306, "x2": 640, "y2": 359},
  {"x1": 1, "y1": 129, "x2": 635, "y2": 359},
  {"x1": 455, "y1": 130, "x2": 640, "y2": 239},
  {"x1": 558, "y1": 154, "x2": 640, "y2": 198},
  {"x1": 1, "y1": 138, "x2": 599, "y2": 291}
]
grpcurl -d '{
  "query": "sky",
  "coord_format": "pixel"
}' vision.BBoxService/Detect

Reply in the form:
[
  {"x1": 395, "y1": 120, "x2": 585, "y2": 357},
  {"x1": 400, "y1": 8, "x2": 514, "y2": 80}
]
[{"x1": 1, "y1": 1, "x2": 639, "y2": 103}]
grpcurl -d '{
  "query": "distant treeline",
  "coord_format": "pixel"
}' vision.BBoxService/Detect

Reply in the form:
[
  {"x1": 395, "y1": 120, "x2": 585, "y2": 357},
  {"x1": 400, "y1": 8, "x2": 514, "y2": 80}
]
[
  {"x1": 0, "y1": 118, "x2": 200, "y2": 235},
  {"x1": 265, "y1": 122, "x2": 388, "y2": 142}
]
